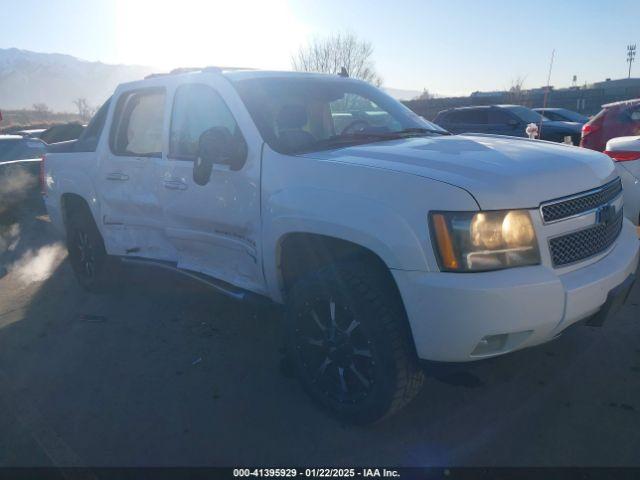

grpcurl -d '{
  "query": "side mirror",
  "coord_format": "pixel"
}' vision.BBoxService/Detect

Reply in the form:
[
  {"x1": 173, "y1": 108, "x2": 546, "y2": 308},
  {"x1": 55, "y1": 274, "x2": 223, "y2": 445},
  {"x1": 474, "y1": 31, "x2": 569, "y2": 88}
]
[{"x1": 193, "y1": 127, "x2": 248, "y2": 186}]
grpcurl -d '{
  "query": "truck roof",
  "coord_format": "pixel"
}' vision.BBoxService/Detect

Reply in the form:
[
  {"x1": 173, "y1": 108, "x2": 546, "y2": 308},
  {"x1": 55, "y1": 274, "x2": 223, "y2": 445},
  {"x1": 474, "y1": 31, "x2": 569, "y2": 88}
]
[
  {"x1": 439, "y1": 104, "x2": 520, "y2": 113},
  {"x1": 120, "y1": 68, "x2": 360, "y2": 91},
  {"x1": 602, "y1": 98, "x2": 640, "y2": 108},
  {"x1": 223, "y1": 70, "x2": 352, "y2": 82}
]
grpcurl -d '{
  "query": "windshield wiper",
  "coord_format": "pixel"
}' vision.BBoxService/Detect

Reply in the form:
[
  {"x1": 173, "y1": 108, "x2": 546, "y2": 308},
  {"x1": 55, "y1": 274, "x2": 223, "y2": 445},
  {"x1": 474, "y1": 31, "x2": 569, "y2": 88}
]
[{"x1": 391, "y1": 127, "x2": 451, "y2": 136}]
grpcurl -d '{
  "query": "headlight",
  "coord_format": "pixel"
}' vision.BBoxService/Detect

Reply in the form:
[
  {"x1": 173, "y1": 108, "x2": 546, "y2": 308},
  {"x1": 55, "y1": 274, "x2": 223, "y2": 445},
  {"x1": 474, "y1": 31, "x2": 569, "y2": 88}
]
[{"x1": 429, "y1": 210, "x2": 540, "y2": 272}]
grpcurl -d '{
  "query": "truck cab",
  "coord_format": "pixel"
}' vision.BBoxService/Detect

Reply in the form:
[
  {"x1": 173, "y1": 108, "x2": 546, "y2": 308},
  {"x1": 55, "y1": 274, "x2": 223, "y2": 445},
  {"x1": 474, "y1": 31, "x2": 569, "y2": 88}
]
[{"x1": 43, "y1": 68, "x2": 639, "y2": 423}]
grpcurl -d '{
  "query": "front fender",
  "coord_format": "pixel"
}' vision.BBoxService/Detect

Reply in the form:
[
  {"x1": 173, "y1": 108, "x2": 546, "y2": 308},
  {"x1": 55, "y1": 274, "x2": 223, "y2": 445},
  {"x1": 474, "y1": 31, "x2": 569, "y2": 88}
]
[{"x1": 261, "y1": 149, "x2": 479, "y2": 301}]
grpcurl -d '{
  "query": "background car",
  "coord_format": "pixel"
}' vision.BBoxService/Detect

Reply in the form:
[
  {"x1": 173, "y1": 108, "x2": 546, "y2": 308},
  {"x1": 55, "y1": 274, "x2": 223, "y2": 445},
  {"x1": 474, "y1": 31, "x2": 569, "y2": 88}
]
[
  {"x1": 604, "y1": 135, "x2": 640, "y2": 226},
  {"x1": 533, "y1": 107, "x2": 590, "y2": 124},
  {"x1": 0, "y1": 134, "x2": 47, "y2": 215},
  {"x1": 39, "y1": 122, "x2": 85, "y2": 144},
  {"x1": 580, "y1": 99, "x2": 640, "y2": 152},
  {"x1": 434, "y1": 105, "x2": 583, "y2": 144},
  {"x1": 14, "y1": 128, "x2": 46, "y2": 138}
]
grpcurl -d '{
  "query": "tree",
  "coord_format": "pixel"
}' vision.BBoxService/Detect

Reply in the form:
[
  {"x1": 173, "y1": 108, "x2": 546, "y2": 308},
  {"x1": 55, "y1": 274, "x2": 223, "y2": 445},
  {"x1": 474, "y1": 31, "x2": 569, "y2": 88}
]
[
  {"x1": 415, "y1": 89, "x2": 434, "y2": 101},
  {"x1": 507, "y1": 76, "x2": 527, "y2": 104},
  {"x1": 292, "y1": 32, "x2": 382, "y2": 86},
  {"x1": 32, "y1": 103, "x2": 51, "y2": 121},
  {"x1": 73, "y1": 98, "x2": 95, "y2": 122}
]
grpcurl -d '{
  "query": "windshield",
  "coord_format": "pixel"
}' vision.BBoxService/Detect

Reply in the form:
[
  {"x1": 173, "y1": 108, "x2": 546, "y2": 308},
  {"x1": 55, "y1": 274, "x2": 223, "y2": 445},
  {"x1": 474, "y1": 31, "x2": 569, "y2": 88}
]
[
  {"x1": 231, "y1": 76, "x2": 447, "y2": 154},
  {"x1": 557, "y1": 109, "x2": 590, "y2": 123},
  {"x1": 505, "y1": 106, "x2": 546, "y2": 123}
]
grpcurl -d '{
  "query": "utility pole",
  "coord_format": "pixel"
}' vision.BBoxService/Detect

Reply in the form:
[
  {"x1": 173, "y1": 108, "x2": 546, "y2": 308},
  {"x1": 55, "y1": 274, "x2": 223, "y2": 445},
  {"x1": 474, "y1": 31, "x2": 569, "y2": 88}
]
[
  {"x1": 538, "y1": 49, "x2": 555, "y2": 139},
  {"x1": 627, "y1": 44, "x2": 636, "y2": 78}
]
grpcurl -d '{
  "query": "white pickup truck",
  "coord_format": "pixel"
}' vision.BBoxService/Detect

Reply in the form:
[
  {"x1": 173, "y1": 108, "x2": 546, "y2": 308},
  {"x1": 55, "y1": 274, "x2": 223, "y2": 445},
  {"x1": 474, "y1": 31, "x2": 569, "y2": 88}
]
[{"x1": 43, "y1": 68, "x2": 639, "y2": 423}]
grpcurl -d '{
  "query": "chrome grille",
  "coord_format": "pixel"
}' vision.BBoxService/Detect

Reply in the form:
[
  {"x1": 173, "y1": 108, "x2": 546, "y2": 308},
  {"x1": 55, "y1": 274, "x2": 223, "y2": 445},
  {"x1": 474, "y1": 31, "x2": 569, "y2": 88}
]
[
  {"x1": 548, "y1": 209, "x2": 623, "y2": 267},
  {"x1": 541, "y1": 178, "x2": 622, "y2": 223}
]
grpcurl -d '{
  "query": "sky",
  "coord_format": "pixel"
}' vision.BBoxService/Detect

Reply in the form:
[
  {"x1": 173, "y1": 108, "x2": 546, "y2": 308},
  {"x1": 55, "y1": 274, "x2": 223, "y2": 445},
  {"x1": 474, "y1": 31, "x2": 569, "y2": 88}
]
[{"x1": 0, "y1": 0, "x2": 638, "y2": 96}]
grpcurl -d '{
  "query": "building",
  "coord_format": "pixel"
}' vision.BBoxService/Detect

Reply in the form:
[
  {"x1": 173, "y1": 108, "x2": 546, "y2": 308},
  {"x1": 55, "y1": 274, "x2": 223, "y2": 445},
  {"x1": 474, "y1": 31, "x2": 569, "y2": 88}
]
[{"x1": 405, "y1": 77, "x2": 640, "y2": 121}]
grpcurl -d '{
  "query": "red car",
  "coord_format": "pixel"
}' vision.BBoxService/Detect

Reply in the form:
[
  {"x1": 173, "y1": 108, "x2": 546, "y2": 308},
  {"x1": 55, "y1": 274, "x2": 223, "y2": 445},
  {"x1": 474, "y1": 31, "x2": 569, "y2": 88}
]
[{"x1": 580, "y1": 99, "x2": 640, "y2": 151}]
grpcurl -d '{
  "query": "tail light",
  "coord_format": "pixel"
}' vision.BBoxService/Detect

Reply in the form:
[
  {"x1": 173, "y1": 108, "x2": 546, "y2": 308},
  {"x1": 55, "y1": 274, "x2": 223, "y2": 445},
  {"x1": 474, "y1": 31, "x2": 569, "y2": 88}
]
[
  {"x1": 581, "y1": 111, "x2": 605, "y2": 140},
  {"x1": 39, "y1": 154, "x2": 47, "y2": 196},
  {"x1": 581, "y1": 122, "x2": 601, "y2": 137},
  {"x1": 604, "y1": 150, "x2": 640, "y2": 162}
]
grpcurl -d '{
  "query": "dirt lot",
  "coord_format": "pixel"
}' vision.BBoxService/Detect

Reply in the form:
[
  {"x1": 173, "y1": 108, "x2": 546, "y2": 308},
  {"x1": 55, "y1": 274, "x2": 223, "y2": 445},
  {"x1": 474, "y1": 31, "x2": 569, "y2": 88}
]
[{"x1": 1, "y1": 205, "x2": 639, "y2": 467}]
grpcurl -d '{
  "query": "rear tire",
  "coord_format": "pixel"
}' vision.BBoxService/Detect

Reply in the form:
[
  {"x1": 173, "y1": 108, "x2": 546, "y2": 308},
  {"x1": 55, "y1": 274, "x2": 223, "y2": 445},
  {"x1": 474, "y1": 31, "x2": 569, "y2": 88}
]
[
  {"x1": 65, "y1": 204, "x2": 119, "y2": 293},
  {"x1": 285, "y1": 260, "x2": 424, "y2": 424}
]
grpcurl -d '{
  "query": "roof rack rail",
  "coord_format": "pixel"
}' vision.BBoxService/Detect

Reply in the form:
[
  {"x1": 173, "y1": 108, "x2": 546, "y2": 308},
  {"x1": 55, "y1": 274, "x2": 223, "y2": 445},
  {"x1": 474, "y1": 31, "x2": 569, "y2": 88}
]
[
  {"x1": 144, "y1": 72, "x2": 169, "y2": 79},
  {"x1": 144, "y1": 65, "x2": 255, "y2": 80},
  {"x1": 204, "y1": 65, "x2": 255, "y2": 72},
  {"x1": 144, "y1": 67, "x2": 205, "y2": 79},
  {"x1": 170, "y1": 67, "x2": 203, "y2": 75}
]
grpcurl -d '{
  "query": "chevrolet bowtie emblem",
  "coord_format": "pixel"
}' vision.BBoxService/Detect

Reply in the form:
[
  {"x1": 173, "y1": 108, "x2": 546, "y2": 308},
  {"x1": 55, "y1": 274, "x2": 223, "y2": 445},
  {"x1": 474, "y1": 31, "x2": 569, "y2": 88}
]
[{"x1": 596, "y1": 204, "x2": 616, "y2": 225}]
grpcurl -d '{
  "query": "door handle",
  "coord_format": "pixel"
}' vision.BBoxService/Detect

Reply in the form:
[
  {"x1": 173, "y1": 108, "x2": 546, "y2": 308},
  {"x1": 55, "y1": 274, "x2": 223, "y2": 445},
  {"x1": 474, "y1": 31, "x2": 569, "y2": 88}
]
[
  {"x1": 163, "y1": 180, "x2": 188, "y2": 191},
  {"x1": 106, "y1": 172, "x2": 129, "y2": 181}
]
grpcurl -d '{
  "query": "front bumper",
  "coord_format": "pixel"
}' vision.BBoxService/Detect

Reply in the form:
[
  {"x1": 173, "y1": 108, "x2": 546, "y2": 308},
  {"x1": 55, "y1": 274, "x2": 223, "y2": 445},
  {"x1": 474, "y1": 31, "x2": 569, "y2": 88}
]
[{"x1": 393, "y1": 219, "x2": 640, "y2": 362}]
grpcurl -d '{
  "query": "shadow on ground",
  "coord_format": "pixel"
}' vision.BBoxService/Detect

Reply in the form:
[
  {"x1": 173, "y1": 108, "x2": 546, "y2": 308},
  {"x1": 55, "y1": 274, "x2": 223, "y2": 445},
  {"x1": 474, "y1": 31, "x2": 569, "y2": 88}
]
[{"x1": 0, "y1": 206, "x2": 639, "y2": 466}]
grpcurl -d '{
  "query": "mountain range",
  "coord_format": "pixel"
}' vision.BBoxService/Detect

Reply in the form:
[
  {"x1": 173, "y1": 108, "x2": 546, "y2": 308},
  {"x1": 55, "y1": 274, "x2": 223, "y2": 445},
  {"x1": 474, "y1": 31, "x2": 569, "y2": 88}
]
[
  {"x1": 0, "y1": 48, "x2": 421, "y2": 113},
  {"x1": 0, "y1": 48, "x2": 153, "y2": 112}
]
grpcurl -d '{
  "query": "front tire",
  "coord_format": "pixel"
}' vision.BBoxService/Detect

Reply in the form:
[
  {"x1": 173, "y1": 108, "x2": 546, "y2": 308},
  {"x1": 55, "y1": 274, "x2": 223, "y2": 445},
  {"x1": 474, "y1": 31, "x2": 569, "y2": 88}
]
[
  {"x1": 66, "y1": 205, "x2": 118, "y2": 293},
  {"x1": 286, "y1": 261, "x2": 424, "y2": 424}
]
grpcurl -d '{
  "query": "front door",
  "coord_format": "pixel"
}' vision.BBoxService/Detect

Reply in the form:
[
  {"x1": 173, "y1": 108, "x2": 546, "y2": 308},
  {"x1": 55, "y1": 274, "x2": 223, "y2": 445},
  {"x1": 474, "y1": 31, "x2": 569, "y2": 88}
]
[
  {"x1": 159, "y1": 80, "x2": 264, "y2": 294},
  {"x1": 488, "y1": 109, "x2": 523, "y2": 137}
]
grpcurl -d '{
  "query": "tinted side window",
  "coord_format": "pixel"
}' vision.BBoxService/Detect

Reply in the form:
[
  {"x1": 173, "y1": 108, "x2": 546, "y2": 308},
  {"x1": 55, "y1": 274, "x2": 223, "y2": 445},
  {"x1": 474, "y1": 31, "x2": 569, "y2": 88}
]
[
  {"x1": 488, "y1": 109, "x2": 514, "y2": 124},
  {"x1": 76, "y1": 99, "x2": 111, "y2": 152},
  {"x1": 110, "y1": 89, "x2": 165, "y2": 157},
  {"x1": 628, "y1": 106, "x2": 640, "y2": 122},
  {"x1": 442, "y1": 111, "x2": 462, "y2": 123},
  {"x1": 445, "y1": 109, "x2": 488, "y2": 124},
  {"x1": 457, "y1": 109, "x2": 488, "y2": 124},
  {"x1": 170, "y1": 84, "x2": 241, "y2": 159}
]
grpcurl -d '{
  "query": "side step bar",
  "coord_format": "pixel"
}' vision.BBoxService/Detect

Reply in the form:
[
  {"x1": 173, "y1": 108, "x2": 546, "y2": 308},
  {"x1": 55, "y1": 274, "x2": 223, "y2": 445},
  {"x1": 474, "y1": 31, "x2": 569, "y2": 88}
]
[{"x1": 119, "y1": 256, "x2": 268, "y2": 304}]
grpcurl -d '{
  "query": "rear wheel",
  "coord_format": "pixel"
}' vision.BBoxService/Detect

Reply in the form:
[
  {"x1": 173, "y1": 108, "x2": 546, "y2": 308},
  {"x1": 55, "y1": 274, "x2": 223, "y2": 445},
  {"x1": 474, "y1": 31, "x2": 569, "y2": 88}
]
[
  {"x1": 66, "y1": 205, "x2": 118, "y2": 293},
  {"x1": 286, "y1": 260, "x2": 424, "y2": 424}
]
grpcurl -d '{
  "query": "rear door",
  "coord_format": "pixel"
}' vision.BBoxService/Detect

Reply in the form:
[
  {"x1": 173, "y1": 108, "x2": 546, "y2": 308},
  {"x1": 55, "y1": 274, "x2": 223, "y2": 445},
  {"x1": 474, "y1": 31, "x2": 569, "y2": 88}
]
[
  {"x1": 97, "y1": 86, "x2": 174, "y2": 260},
  {"x1": 159, "y1": 78, "x2": 264, "y2": 294}
]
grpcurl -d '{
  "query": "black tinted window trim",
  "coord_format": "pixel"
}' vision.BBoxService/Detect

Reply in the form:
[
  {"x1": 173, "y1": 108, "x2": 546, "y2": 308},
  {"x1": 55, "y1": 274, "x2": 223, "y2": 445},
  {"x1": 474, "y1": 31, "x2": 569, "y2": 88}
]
[
  {"x1": 75, "y1": 97, "x2": 111, "y2": 152},
  {"x1": 109, "y1": 87, "x2": 166, "y2": 157}
]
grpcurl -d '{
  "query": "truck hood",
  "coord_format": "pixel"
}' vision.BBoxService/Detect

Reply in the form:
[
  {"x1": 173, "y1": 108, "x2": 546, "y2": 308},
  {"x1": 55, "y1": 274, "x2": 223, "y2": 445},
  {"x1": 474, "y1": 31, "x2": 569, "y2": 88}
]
[{"x1": 302, "y1": 134, "x2": 617, "y2": 210}]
